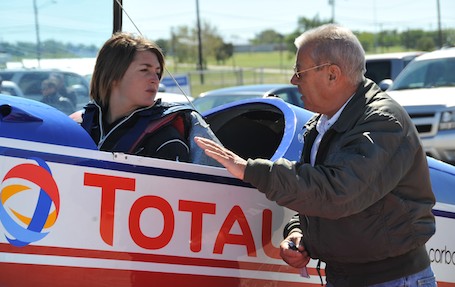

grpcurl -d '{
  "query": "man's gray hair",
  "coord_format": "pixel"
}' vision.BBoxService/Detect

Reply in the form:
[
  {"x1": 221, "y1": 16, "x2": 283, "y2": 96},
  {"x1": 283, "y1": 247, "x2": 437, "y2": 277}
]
[{"x1": 294, "y1": 24, "x2": 366, "y2": 85}]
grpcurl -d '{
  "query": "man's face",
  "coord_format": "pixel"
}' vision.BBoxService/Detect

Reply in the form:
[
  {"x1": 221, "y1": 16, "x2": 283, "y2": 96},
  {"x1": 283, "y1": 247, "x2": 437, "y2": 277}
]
[
  {"x1": 49, "y1": 75, "x2": 64, "y2": 88},
  {"x1": 290, "y1": 46, "x2": 332, "y2": 114},
  {"x1": 42, "y1": 84, "x2": 55, "y2": 96}
]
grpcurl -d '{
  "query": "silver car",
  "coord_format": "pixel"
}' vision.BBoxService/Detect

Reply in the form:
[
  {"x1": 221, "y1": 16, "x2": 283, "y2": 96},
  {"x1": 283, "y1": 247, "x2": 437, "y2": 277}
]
[
  {"x1": 386, "y1": 48, "x2": 455, "y2": 164},
  {"x1": 193, "y1": 84, "x2": 304, "y2": 113}
]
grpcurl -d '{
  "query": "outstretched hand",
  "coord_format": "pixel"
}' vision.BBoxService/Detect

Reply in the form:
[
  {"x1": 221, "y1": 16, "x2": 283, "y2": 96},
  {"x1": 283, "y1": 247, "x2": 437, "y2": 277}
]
[{"x1": 194, "y1": 136, "x2": 247, "y2": 180}]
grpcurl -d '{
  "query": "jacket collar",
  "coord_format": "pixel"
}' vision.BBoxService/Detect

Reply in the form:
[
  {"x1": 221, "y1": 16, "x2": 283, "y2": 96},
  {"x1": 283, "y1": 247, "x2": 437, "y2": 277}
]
[
  {"x1": 331, "y1": 79, "x2": 378, "y2": 133},
  {"x1": 304, "y1": 79, "x2": 378, "y2": 134}
]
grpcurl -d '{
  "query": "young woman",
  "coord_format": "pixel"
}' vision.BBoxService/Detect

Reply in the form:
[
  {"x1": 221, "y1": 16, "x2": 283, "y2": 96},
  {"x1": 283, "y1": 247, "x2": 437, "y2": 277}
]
[{"x1": 81, "y1": 32, "x2": 219, "y2": 164}]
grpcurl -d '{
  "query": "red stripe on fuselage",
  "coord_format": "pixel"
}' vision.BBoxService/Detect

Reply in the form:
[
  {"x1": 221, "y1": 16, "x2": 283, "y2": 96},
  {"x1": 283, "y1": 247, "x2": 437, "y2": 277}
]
[{"x1": 0, "y1": 263, "x2": 326, "y2": 287}]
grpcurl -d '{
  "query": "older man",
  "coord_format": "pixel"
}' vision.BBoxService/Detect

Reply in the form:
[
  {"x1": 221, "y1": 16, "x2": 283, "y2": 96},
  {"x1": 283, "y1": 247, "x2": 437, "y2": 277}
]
[{"x1": 195, "y1": 24, "x2": 436, "y2": 287}]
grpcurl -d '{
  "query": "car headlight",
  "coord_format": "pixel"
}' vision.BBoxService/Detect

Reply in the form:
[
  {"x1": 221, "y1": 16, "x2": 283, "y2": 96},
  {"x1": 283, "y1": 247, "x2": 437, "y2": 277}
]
[{"x1": 439, "y1": 111, "x2": 455, "y2": 130}]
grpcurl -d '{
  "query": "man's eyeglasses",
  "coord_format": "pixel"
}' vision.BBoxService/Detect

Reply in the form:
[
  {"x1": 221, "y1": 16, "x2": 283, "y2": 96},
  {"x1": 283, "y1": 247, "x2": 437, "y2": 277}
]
[{"x1": 293, "y1": 63, "x2": 331, "y2": 79}]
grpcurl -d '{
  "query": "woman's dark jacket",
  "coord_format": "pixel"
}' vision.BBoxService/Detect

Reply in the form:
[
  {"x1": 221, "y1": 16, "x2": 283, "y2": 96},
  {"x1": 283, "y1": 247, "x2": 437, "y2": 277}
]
[{"x1": 81, "y1": 99, "x2": 220, "y2": 165}]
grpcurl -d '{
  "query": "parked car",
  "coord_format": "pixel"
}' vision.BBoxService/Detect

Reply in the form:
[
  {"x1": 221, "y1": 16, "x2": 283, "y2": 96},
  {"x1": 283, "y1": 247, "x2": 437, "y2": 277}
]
[
  {"x1": 384, "y1": 48, "x2": 455, "y2": 164},
  {"x1": 365, "y1": 51, "x2": 424, "y2": 90},
  {"x1": 192, "y1": 84, "x2": 303, "y2": 112},
  {"x1": 158, "y1": 83, "x2": 166, "y2": 92},
  {"x1": 0, "y1": 68, "x2": 90, "y2": 112}
]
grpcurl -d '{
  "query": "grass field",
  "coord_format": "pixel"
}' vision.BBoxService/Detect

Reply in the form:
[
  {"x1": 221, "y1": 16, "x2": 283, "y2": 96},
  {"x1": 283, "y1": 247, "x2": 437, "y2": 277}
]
[
  {"x1": 165, "y1": 51, "x2": 298, "y2": 97},
  {"x1": 164, "y1": 47, "x2": 412, "y2": 97}
]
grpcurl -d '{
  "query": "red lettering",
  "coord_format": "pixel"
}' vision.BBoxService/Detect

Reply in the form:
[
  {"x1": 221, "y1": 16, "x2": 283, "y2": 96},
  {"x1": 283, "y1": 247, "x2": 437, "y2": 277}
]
[
  {"x1": 129, "y1": 195, "x2": 174, "y2": 249},
  {"x1": 214, "y1": 205, "x2": 256, "y2": 256},
  {"x1": 179, "y1": 200, "x2": 216, "y2": 252},
  {"x1": 84, "y1": 173, "x2": 135, "y2": 246},
  {"x1": 261, "y1": 209, "x2": 280, "y2": 259},
  {"x1": 84, "y1": 172, "x2": 275, "y2": 257}
]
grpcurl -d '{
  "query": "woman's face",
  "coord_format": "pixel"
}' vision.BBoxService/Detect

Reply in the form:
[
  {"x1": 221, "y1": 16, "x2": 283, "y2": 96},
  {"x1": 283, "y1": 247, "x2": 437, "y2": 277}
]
[{"x1": 110, "y1": 50, "x2": 161, "y2": 117}]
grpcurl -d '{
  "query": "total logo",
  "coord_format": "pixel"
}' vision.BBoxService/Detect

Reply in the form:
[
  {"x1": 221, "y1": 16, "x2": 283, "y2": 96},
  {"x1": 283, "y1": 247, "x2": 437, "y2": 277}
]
[{"x1": 0, "y1": 158, "x2": 60, "y2": 247}]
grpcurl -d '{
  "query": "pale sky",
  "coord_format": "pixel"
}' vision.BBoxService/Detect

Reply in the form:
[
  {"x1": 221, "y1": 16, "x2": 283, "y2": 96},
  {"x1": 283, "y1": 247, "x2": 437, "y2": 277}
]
[{"x1": 1, "y1": 0, "x2": 454, "y2": 47}]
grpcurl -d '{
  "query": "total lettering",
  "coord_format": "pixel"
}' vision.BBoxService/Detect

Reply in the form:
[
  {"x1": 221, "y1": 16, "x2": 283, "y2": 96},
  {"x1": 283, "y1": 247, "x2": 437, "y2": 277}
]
[{"x1": 83, "y1": 172, "x2": 281, "y2": 259}]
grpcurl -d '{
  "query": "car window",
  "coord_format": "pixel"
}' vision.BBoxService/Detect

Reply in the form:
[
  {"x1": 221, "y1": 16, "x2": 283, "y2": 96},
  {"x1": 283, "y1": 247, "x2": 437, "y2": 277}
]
[
  {"x1": 273, "y1": 91, "x2": 292, "y2": 104},
  {"x1": 269, "y1": 87, "x2": 303, "y2": 108},
  {"x1": 192, "y1": 97, "x2": 219, "y2": 112},
  {"x1": 0, "y1": 72, "x2": 14, "y2": 81},
  {"x1": 193, "y1": 94, "x2": 259, "y2": 112},
  {"x1": 63, "y1": 73, "x2": 90, "y2": 107},
  {"x1": 18, "y1": 73, "x2": 50, "y2": 101},
  {"x1": 365, "y1": 61, "x2": 391, "y2": 83},
  {"x1": 284, "y1": 89, "x2": 304, "y2": 107},
  {"x1": 1, "y1": 87, "x2": 12, "y2": 95},
  {"x1": 1, "y1": 86, "x2": 16, "y2": 96},
  {"x1": 64, "y1": 73, "x2": 86, "y2": 87},
  {"x1": 391, "y1": 58, "x2": 455, "y2": 90}
]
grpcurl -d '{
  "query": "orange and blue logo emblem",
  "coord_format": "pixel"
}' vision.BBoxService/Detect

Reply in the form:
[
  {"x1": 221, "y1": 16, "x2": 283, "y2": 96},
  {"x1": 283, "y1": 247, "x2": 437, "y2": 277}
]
[{"x1": 0, "y1": 158, "x2": 60, "y2": 247}]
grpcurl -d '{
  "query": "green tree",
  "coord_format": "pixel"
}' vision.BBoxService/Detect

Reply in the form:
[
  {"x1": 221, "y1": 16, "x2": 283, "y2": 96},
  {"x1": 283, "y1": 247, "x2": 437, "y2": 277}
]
[
  {"x1": 169, "y1": 20, "x2": 231, "y2": 67},
  {"x1": 284, "y1": 16, "x2": 332, "y2": 53},
  {"x1": 196, "y1": 21, "x2": 225, "y2": 61},
  {"x1": 215, "y1": 43, "x2": 233, "y2": 64},
  {"x1": 284, "y1": 31, "x2": 300, "y2": 53},
  {"x1": 297, "y1": 15, "x2": 332, "y2": 32},
  {"x1": 155, "y1": 38, "x2": 169, "y2": 55},
  {"x1": 170, "y1": 26, "x2": 194, "y2": 64},
  {"x1": 41, "y1": 40, "x2": 73, "y2": 57},
  {"x1": 377, "y1": 30, "x2": 400, "y2": 51},
  {"x1": 401, "y1": 29, "x2": 425, "y2": 50},
  {"x1": 14, "y1": 42, "x2": 36, "y2": 58},
  {"x1": 356, "y1": 31, "x2": 375, "y2": 52},
  {"x1": 416, "y1": 37, "x2": 436, "y2": 51},
  {"x1": 251, "y1": 29, "x2": 284, "y2": 44},
  {"x1": 445, "y1": 28, "x2": 455, "y2": 47}
]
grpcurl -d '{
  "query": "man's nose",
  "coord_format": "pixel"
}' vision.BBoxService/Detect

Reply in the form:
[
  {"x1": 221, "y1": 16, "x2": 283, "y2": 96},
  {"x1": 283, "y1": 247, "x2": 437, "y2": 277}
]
[{"x1": 290, "y1": 74, "x2": 299, "y2": 85}]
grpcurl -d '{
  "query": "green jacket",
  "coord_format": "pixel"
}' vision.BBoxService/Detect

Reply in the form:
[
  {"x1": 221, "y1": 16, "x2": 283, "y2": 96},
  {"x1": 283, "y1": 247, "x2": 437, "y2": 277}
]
[{"x1": 244, "y1": 79, "x2": 436, "y2": 286}]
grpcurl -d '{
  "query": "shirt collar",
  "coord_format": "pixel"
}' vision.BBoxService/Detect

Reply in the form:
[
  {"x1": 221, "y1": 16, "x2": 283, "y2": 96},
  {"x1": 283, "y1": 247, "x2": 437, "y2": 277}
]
[{"x1": 316, "y1": 94, "x2": 354, "y2": 135}]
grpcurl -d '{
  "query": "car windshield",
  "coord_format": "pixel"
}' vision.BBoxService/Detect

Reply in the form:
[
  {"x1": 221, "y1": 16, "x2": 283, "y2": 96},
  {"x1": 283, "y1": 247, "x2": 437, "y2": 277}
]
[
  {"x1": 390, "y1": 57, "x2": 455, "y2": 90},
  {"x1": 1, "y1": 2, "x2": 111, "y2": 114},
  {"x1": 192, "y1": 93, "x2": 261, "y2": 112}
]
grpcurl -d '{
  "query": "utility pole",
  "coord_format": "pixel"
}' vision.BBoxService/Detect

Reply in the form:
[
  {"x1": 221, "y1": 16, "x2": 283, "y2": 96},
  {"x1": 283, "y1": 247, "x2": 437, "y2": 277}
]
[
  {"x1": 171, "y1": 27, "x2": 177, "y2": 72},
  {"x1": 33, "y1": 0, "x2": 41, "y2": 68},
  {"x1": 437, "y1": 0, "x2": 443, "y2": 48},
  {"x1": 113, "y1": 0, "x2": 123, "y2": 34},
  {"x1": 328, "y1": 0, "x2": 335, "y2": 23},
  {"x1": 196, "y1": 0, "x2": 204, "y2": 84}
]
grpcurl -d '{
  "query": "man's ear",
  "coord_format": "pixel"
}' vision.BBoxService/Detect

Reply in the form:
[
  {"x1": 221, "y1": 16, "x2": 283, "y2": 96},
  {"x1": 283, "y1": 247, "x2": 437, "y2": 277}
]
[{"x1": 328, "y1": 64, "x2": 341, "y2": 81}]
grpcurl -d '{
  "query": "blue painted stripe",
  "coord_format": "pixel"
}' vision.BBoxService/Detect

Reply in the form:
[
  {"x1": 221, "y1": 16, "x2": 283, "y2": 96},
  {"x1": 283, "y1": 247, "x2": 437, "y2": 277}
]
[
  {"x1": 2, "y1": 145, "x2": 455, "y2": 221},
  {"x1": 0, "y1": 146, "x2": 251, "y2": 188},
  {"x1": 432, "y1": 209, "x2": 455, "y2": 219}
]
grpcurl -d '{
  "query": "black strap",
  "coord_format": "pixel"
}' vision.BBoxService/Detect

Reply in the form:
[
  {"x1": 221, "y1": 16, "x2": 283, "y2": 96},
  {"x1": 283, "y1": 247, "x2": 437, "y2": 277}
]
[{"x1": 316, "y1": 260, "x2": 324, "y2": 286}]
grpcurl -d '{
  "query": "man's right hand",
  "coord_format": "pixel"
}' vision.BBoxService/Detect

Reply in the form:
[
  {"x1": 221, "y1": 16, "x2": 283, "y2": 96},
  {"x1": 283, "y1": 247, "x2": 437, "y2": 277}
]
[
  {"x1": 280, "y1": 232, "x2": 310, "y2": 268},
  {"x1": 194, "y1": 136, "x2": 247, "y2": 180}
]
